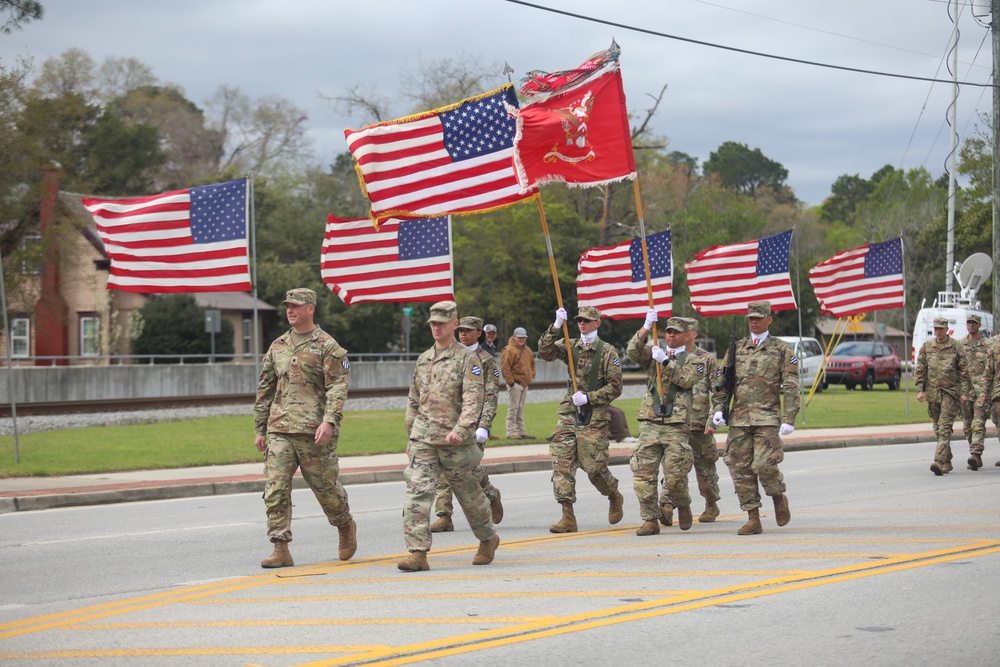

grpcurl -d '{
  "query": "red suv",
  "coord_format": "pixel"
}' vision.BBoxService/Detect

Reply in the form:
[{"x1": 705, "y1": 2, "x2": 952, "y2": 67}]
[{"x1": 824, "y1": 341, "x2": 902, "y2": 391}]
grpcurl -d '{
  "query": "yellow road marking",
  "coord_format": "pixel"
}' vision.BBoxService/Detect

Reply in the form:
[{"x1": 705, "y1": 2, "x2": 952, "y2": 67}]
[
  {"x1": 186, "y1": 591, "x2": 700, "y2": 603},
  {"x1": 70, "y1": 617, "x2": 562, "y2": 629},
  {"x1": 0, "y1": 645, "x2": 379, "y2": 659}
]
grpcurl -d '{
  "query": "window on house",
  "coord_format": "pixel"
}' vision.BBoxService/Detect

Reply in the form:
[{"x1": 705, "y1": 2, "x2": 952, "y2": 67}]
[
  {"x1": 79, "y1": 315, "x2": 100, "y2": 357},
  {"x1": 20, "y1": 234, "x2": 42, "y2": 275},
  {"x1": 242, "y1": 318, "x2": 253, "y2": 356},
  {"x1": 10, "y1": 318, "x2": 29, "y2": 357}
]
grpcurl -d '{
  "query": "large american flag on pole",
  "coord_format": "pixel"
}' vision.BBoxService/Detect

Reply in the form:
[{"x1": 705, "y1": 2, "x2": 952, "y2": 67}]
[
  {"x1": 576, "y1": 230, "x2": 672, "y2": 320},
  {"x1": 80, "y1": 178, "x2": 251, "y2": 293},
  {"x1": 809, "y1": 237, "x2": 904, "y2": 317},
  {"x1": 344, "y1": 85, "x2": 536, "y2": 219},
  {"x1": 685, "y1": 229, "x2": 796, "y2": 316},
  {"x1": 320, "y1": 215, "x2": 454, "y2": 305}
]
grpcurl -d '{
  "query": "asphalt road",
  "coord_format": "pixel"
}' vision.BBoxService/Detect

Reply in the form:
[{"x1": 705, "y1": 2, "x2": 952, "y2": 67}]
[{"x1": 1, "y1": 441, "x2": 998, "y2": 667}]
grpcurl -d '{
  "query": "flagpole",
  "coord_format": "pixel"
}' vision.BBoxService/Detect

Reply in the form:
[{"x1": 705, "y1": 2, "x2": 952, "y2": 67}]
[
  {"x1": 901, "y1": 236, "x2": 910, "y2": 417},
  {"x1": 535, "y1": 196, "x2": 580, "y2": 393},
  {"x1": 0, "y1": 243, "x2": 19, "y2": 463},
  {"x1": 793, "y1": 226, "x2": 806, "y2": 423},
  {"x1": 248, "y1": 172, "x2": 260, "y2": 386},
  {"x1": 631, "y1": 180, "x2": 667, "y2": 408}
]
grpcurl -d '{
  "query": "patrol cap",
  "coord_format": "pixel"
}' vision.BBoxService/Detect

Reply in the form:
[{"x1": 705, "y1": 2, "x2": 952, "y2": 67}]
[
  {"x1": 576, "y1": 306, "x2": 601, "y2": 322},
  {"x1": 513, "y1": 327, "x2": 527, "y2": 337},
  {"x1": 682, "y1": 317, "x2": 699, "y2": 332},
  {"x1": 967, "y1": 313, "x2": 982, "y2": 324},
  {"x1": 282, "y1": 288, "x2": 316, "y2": 306},
  {"x1": 933, "y1": 317, "x2": 949, "y2": 328},
  {"x1": 747, "y1": 300, "x2": 771, "y2": 318},
  {"x1": 665, "y1": 317, "x2": 690, "y2": 333},
  {"x1": 427, "y1": 300, "x2": 458, "y2": 323},
  {"x1": 483, "y1": 324, "x2": 497, "y2": 333},
  {"x1": 457, "y1": 316, "x2": 483, "y2": 331}
]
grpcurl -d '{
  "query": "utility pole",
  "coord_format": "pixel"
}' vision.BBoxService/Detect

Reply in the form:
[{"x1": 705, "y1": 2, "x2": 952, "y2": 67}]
[{"x1": 993, "y1": 0, "x2": 1000, "y2": 321}]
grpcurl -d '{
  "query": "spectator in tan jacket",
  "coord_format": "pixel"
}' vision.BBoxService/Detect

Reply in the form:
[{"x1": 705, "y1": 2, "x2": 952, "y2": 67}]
[{"x1": 501, "y1": 327, "x2": 536, "y2": 439}]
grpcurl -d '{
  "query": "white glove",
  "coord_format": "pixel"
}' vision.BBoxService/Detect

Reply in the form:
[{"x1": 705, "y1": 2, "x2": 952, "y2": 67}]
[
  {"x1": 644, "y1": 309, "x2": 658, "y2": 330},
  {"x1": 572, "y1": 391, "x2": 589, "y2": 406},
  {"x1": 712, "y1": 411, "x2": 726, "y2": 427},
  {"x1": 650, "y1": 346, "x2": 667, "y2": 363},
  {"x1": 476, "y1": 427, "x2": 489, "y2": 443},
  {"x1": 554, "y1": 307, "x2": 568, "y2": 328},
  {"x1": 779, "y1": 423, "x2": 795, "y2": 436}
]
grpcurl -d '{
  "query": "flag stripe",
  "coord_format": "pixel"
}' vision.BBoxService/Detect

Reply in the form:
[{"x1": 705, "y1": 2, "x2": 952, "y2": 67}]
[
  {"x1": 577, "y1": 230, "x2": 672, "y2": 320},
  {"x1": 809, "y1": 238, "x2": 904, "y2": 317}
]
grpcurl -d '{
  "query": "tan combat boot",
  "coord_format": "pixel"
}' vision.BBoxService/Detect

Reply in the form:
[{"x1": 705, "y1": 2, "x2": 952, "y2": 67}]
[
  {"x1": 699, "y1": 502, "x2": 720, "y2": 523},
  {"x1": 397, "y1": 550, "x2": 429, "y2": 571},
  {"x1": 636, "y1": 519, "x2": 660, "y2": 536},
  {"x1": 549, "y1": 502, "x2": 577, "y2": 533},
  {"x1": 261, "y1": 541, "x2": 293, "y2": 568},
  {"x1": 472, "y1": 534, "x2": 500, "y2": 565},
  {"x1": 490, "y1": 490, "x2": 504, "y2": 524},
  {"x1": 608, "y1": 490, "x2": 624, "y2": 525},
  {"x1": 772, "y1": 494, "x2": 791, "y2": 527},
  {"x1": 430, "y1": 516, "x2": 454, "y2": 532},
  {"x1": 941, "y1": 461, "x2": 954, "y2": 474},
  {"x1": 338, "y1": 518, "x2": 357, "y2": 561},
  {"x1": 737, "y1": 508, "x2": 763, "y2": 535},
  {"x1": 930, "y1": 462, "x2": 944, "y2": 476},
  {"x1": 659, "y1": 504, "x2": 673, "y2": 527},
  {"x1": 968, "y1": 453, "x2": 983, "y2": 471},
  {"x1": 677, "y1": 506, "x2": 693, "y2": 531}
]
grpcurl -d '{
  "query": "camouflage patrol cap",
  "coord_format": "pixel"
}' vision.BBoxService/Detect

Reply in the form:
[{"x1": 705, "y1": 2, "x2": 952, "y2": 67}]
[
  {"x1": 664, "y1": 317, "x2": 690, "y2": 332},
  {"x1": 428, "y1": 300, "x2": 458, "y2": 323},
  {"x1": 933, "y1": 317, "x2": 949, "y2": 328},
  {"x1": 967, "y1": 313, "x2": 982, "y2": 324},
  {"x1": 282, "y1": 288, "x2": 317, "y2": 306},
  {"x1": 576, "y1": 306, "x2": 602, "y2": 321},
  {"x1": 457, "y1": 316, "x2": 483, "y2": 331},
  {"x1": 682, "y1": 317, "x2": 699, "y2": 332},
  {"x1": 746, "y1": 300, "x2": 771, "y2": 318}
]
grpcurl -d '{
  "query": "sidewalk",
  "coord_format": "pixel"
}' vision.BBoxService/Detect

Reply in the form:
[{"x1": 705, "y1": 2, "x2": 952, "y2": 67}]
[{"x1": 0, "y1": 423, "x2": 971, "y2": 514}]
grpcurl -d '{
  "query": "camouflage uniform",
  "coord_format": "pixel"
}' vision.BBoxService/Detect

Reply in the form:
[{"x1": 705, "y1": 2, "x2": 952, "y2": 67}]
[
  {"x1": 538, "y1": 314, "x2": 623, "y2": 504},
  {"x1": 683, "y1": 344, "x2": 721, "y2": 507},
  {"x1": 434, "y1": 342, "x2": 502, "y2": 519},
  {"x1": 254, "y1": 325, "x2": 352, "y2": 543},
  {"x1": 403, "y1": 335, "x2": 495, "y2": 553},
  {"x1": 626, "y1": 323, "x2": 704, "y2": 521},
  {"x1": 712, "y1": 329, "x2": 800, "y2": 512},
  {"x1": 976, "y1": 336, "x2": 1000, "y2": 461},
  {"x1": 915, "y1": 332, "x2": 971, "y2": 469},
  {"x1": 959, "y1": 333, "x2": 989, "y2": 456}
]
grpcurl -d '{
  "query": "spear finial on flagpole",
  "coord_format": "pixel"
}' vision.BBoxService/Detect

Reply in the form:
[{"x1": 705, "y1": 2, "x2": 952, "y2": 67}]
[{"x1": 502, "y1": 61, "x2": 515, "y2": 83}]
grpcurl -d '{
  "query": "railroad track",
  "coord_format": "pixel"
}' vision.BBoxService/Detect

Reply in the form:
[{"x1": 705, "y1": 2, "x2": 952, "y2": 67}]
[{"x1": 0, "y1": 378, "x2": 646, "y2": 417}]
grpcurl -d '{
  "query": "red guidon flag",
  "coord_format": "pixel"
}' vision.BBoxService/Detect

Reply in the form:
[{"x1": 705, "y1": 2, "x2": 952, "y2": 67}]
[{"x1": 511, "y1": 50, "x2": 636, "y2": 191}]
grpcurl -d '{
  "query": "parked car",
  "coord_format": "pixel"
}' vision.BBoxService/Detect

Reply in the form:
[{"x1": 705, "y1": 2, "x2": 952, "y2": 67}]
[
  {"x1": 824, "y1": 340, "x2": 902, "y2": 391},
  {"x1": 775, "y1": 336, "x2": 826, "y2": 392}
]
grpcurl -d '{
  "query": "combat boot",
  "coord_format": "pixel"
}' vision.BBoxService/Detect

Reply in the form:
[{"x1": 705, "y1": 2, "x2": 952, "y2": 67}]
[
  {"x1": 772, "y1": 493, "x2": 791, "y2": 527},
  {"x1": 941, "y1": 461, "x2": 954, "y2": 474},
  {"x1": 968, "y1": 453, "x2": 983, "y2": 471},
  {"x1": 930, "y1": 462, "x2": 944, "y2": 476},
  {"x1": 338, "y1": 518, "x2": 357, "y2": 561},
  {"x1": 636, "y1": 519, "x2": 660, "y2": 536},
  {"x1": 260, "y1": 541, "x2": 293, "y2": 568},
  {"x1": 699, "y1": 502, "x2": 720, "y2": 523},
  {"x1": 472, "y1": 534, "x2": 500, "y2": 565},
  {"x1": 490, "y1": 490, "x2": 504, "y2": 524},
  {"x1": 677, "y1": 506, "x2": 693, "y2": 531},
  {"x1": 549, "y1": 502, "x2": 577, "y2": 533},
  {"x1": 659, "y1": 504, "x2": 673, "y2": 527},
  {"x1": 397, "y1": 550, "x2": 429, "y2": 571},
  {"x1": 430, "y1": 516, "x2": 454, "y2": 533},
  {"x1": 737, "y1": 508, "x2": 763, "y2": 535},
  {"x1": 608, "y1": 490, "x2": 624, "y2": 525}
]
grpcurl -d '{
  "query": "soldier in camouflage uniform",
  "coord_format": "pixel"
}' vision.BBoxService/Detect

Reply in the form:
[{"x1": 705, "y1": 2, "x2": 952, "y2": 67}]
[
  {"x1": 678, "y1": 316, "x2": 722, "y2": 524},
  {"x1": 398, "y1": 301, "x2": 499, "y2": 572},
  {"x1": 959, "y1": 313, "x2": 989, "y2": 470},
  {"x1": 915, "y1": 317, "x2": 971, "y2": 476},
  {"x1": 711, "y1": 301, "x2": 799, "y2": 535},
  {"x1": 976, "y1": 334, "x2": 1000, "y2": 467},
  {"x1": 430, "y1": 316, "x2": 504, "y2": 533},
  {"x1": 253, "y1": 288, "x2": 357, "y2": 568},
  {"x1": 538, "y1": 305, "x2": 624, "y2": 533},
  {"x1": 626, "y1": 313, "x2": 704, "y2": 536}
]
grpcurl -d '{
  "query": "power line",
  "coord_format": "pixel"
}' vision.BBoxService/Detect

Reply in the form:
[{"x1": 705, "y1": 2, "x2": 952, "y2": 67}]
[{"x1": 503, "y1": 0, "x2": 996, "y2": 88}]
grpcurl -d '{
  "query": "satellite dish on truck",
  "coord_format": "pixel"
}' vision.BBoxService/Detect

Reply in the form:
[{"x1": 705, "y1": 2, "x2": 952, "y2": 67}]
[
  {"x1": 957, "y1": 253, "x2": 993, "y2": 296},
  {"x1": 911, "y1": 254, "x2": 993, "y2": 363}
]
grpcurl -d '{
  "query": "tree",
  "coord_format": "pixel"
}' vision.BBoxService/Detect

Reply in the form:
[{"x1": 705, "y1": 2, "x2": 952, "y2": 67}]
[
  {"x1": 703, "y1": 141, "x2": 793, "y2": 201},
  {"x1": 83, "y1": 110, "x2": 165, "y2": 194},
  {"x1": 130, "y1": 294, "x2": 234, "y2": 362},
  {"x1": 1, "y1": 0, "x2": 42, "y2": 33}
]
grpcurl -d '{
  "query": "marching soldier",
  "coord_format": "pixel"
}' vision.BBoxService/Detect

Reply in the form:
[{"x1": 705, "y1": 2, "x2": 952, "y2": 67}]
[
  {"x1": 959, "y1": 313, "x2": 989, "y2": 470},
  {"x1": 679, "y1": 316, "x2": 722, "y2": 524},
  {"x1": 916, "y1": 317, "x2": 971, "y2": 475}
]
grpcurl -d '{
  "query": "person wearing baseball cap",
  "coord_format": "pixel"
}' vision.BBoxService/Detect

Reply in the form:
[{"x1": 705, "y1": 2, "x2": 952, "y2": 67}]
[
  {"x1": 538, "y1": 304, "x2": 624, "y2": 533},
  {"x1": 500, "y1": 326, "x2": 536, "y2": 440},
  {"x1": 960, "y1": 313, "x2": 989, "y2": 470},
  {"x1": 481, "y1": 323, "x2": 499, "y2": 357},
  {"x1": 915, "y1": 317, "x2": 971, "y2": 475}
]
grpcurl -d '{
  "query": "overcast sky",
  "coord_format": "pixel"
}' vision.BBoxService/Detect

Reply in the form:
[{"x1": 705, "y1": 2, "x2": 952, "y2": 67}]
[{"x1": 1, "y1": 0, "x2": 996, "y2": 206}]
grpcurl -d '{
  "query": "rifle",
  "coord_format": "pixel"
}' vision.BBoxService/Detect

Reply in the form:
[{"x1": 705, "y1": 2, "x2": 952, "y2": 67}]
[{"x1": 714, "y1": 316, "x2": 738, "y2": 423}]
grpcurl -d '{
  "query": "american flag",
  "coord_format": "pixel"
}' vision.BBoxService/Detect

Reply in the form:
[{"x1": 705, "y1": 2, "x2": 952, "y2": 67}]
[
  {"x1": 576, "y1": 230, "x2": 672, "y2": 320},
  {"x1": 809, "y1": 237, "x2": 904, "y2": 317},
  {"x1": 344, "y1": 85, "x2": 536, "y2": 218},
  {"x1": 685, "y1": 229, "x2": 796, "y2": 316},
  {"x1": 321, "y1": 215, "x2": 454, "y2": 305},
  {"x1": 81, "y1": 179, "x2": 251, "y2": 293}
]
